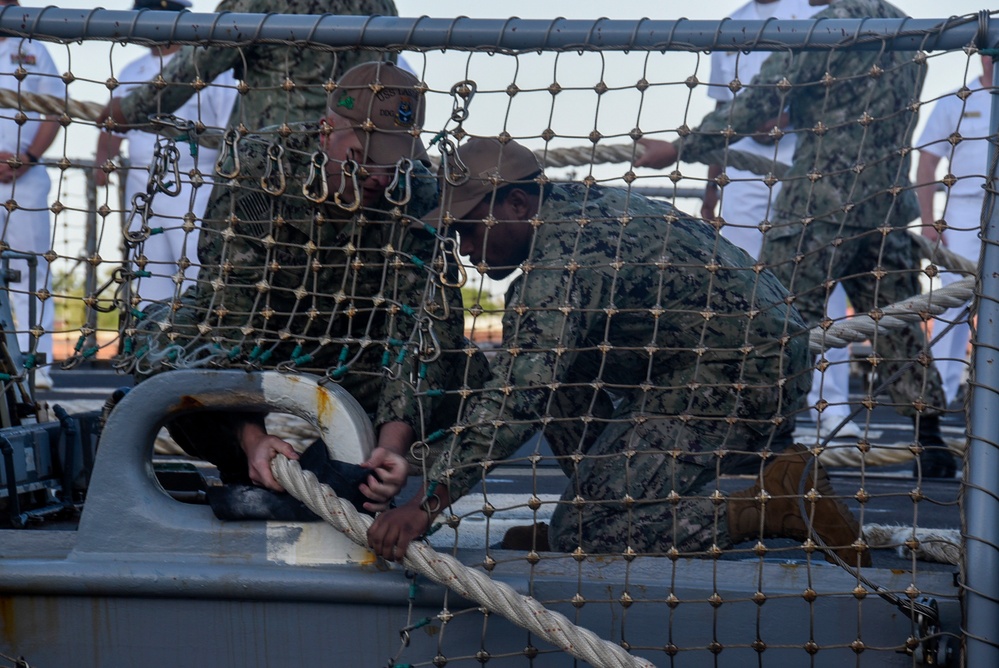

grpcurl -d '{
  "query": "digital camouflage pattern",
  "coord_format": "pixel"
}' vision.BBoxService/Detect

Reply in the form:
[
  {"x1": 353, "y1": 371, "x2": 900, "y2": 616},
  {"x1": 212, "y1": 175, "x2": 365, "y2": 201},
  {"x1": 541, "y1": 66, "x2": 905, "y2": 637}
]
[
  {"x1": 118, "y1": 0, "x2": 398, "y2": 133},
  {"x1": 678, "y1": 0, "x2": 944, "y2": 417},
  {"x1": 427, "y1": 182, "x2": 812, "y2": 554},
  {"x1": 131, "y1": 122, "x2": 483, "y2": 451}
]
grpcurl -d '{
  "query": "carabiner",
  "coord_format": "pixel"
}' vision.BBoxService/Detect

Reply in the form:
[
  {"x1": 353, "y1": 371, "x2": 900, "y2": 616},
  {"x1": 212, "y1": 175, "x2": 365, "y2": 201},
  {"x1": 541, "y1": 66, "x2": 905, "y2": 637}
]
[
  {"x1": 334, "y1": 158, "x2": 361, "y2": 212},
  {"x1": 303, "y1": 150, "x2": 330, "y2": 204},
  {"x1": 437, "y1": 237, "x2": 467, "y2": 288},
  {"x1": 215, "y1": 127, "x2": 241, "y2": 179},
  {"x1": 123, "y1": 192, "x2": 152, "y2": 245},
  {"x1": 424, "y1": 281, "x2": 451, "y2": 322},
  {"x1": 417, "y1": 320, "x2": 442, "y2": 364},
  {"x1": 438, "y1": 137, "x2": 469, "y2": 186},
  {"x1": 449, "y1": 79, "x2": 477, "y2": 125},
  {"x1": 151, "y1": 140, "x2": 182, "y2": 196},
  {"x1": 385, "y1": 157, "x2": 414, "y2": 206},
  {"x1": 260, "y1": 142, "x2": 287, "y2": 196}
]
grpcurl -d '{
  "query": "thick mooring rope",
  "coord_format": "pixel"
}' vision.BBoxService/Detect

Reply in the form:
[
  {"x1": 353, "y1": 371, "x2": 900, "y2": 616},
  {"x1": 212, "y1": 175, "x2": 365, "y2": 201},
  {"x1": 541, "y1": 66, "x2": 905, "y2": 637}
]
[
  {"x1": 271, "y1": 455, "x2": 655, "y2": 668},
  {"x1": 863, "y1": 524, "x2": 961, "y2": 565}
]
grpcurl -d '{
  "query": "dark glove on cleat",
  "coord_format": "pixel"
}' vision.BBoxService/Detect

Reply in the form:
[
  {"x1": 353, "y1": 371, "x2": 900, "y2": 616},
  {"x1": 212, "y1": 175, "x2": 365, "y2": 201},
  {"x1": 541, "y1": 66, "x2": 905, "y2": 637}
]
[{"x1": 207, "y1": 440, "x2": 376, "y2": 521}]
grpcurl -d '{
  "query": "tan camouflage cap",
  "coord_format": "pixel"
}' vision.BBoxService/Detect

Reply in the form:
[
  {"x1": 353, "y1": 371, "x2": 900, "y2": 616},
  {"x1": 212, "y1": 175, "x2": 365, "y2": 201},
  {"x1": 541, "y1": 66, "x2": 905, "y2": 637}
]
[
  {"x1": 329, "y1": 61, "x2": 430, "y2": 166},
  {"x1": 424, "y1": 137, "x2": 543, "y2": 224}
]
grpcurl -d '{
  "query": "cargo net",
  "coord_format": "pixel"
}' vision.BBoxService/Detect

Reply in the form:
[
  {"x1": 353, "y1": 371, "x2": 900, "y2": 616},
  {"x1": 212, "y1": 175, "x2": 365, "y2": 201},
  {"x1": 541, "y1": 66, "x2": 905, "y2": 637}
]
[{"x1": 1, "y1": 12, "x2": 987, "y2": 667}]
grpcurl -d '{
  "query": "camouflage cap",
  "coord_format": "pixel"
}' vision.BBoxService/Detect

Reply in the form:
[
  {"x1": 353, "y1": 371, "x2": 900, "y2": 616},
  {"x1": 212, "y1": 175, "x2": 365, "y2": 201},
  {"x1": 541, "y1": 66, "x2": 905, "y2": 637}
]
[
  {"x1": 329, "y1": 61, "x2": 430, "y2": 167},
  {"x1": 423, "y1": 137, "x2": 543, "y2": 224}
]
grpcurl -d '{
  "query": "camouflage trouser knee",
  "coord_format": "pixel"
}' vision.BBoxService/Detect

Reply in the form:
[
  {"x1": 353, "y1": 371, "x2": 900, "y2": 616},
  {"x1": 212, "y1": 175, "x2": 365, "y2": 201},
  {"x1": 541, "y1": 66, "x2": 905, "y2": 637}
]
[
  {"x1": 548, "y1": 417, "x2": 775, "y2": 555},
  {"x1": 761, "y1": 224, "x2": 945, "y2": 417}
]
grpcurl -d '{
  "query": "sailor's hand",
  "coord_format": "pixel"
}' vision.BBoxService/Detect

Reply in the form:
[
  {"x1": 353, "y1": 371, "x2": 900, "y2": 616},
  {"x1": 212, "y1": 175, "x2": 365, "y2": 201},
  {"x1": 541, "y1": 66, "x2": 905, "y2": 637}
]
[
  {"x1": 360, "y1": 447, "x2": 409, "y2": 512},
  {"x1": 367, "y1": 500, "x2": 431, "y2": 563},
  {"x1": 634, "y1": 138, "x2": 679, "y2": 169},
  {"x1": 240, "y1": 422, "x2": 299, "y2": 492}
]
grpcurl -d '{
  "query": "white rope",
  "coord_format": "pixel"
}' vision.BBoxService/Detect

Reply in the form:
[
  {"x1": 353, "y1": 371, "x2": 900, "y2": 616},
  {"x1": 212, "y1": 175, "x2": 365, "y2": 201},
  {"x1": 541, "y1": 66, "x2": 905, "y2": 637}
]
[
  {"x1": 271, "y1": 455, "x2": 655, "y2": 668},
  {"x1": 863, "y1": 523, "x2": 961, "y2": 565},
  {"x1": 816, "y1": 437, "x2": 965, "y2": 468}
]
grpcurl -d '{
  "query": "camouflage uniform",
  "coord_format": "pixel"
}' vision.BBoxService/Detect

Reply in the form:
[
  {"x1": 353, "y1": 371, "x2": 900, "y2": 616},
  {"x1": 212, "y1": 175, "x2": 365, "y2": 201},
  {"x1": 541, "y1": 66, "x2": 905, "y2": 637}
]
[
  {"x1": 117, "y1": 0, "x2": 398, "y2": 132},
  {"x1": 678, "y1": 0, "x2": 945, "y2": 417},
  {"x1": 427, "y1": 183, "x2": 811, "y2": 554},
  {"x1": 131, "y1": 122, "x2": 485, "y2": 479}
]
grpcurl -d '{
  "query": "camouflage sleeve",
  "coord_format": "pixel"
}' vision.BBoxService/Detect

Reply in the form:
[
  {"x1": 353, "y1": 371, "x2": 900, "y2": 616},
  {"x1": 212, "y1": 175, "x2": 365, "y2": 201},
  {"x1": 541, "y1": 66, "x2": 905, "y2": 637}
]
[
  {"x1": 426, "y1": 237, "x2": 609, "y2": 498},
  {"x1": 118, "y1": 0, "x2": 251, "y2": 126}
]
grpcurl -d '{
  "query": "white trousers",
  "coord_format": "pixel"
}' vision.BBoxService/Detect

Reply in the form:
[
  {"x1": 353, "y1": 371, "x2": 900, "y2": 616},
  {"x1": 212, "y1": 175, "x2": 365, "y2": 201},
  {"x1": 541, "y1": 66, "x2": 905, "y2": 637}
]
[
  {"x1": 931, "y1": 194, "x2": 982, "y2": 404},
  {"x1": 125, "y1": 168, "x2": 207, "y2": 304},
  {"x1": 719, "y1": 170, "x2": 853, "y2": 417},
  {"x1": 0, "y1": 164, "x2": 53, "y2": 365}
]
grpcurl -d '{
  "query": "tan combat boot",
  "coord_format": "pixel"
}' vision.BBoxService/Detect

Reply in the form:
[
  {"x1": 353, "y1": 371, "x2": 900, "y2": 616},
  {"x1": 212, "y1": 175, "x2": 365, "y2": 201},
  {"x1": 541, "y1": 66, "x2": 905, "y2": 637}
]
[{"x1": 728, "y1": 444, "x2": 871, "y2": 567}]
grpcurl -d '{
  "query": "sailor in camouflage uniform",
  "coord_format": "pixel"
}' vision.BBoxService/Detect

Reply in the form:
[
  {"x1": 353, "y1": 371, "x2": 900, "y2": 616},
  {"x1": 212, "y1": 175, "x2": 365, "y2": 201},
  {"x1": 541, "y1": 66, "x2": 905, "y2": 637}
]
[
  {"x1": 99, "y1": 0, "x2": 398, "y2": 134},
  {"x1": 367, "y1": 138, "x2": 870, "y2": 567},
  {"x1": 130, "y1": 62, "x2": 485, "y2": 508},
  {"x1": 636, "y1": 0, "x2": 956, "y2": 478}
]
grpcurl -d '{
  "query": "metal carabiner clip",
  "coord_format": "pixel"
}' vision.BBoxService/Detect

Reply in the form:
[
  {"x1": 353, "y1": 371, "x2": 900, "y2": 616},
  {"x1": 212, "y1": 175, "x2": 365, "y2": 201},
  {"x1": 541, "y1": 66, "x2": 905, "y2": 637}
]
[
  {"x1": 385, "y1": 157, "x2": 414, "y2": 206},
  {"x1": 438, "y1": 138, "x2": 469, "y2": 186},
  {"x1": 448, "y1": 79, "x2": 477, "y2": 125},
  {"x1": 303, "y1": 150, "x2": 330, "y2": 204},
  {"x1": 334, "y1": 158, "x2": 362, "y2": 212},
  {"x1": 123, "y1": 192, "x2": 152, "y2": 245},
  {"x1": 417, "y1": 320, "x2": 442, "y2": 364},
  {"x1": 215, "y1": 127, "x2": 241, "y2": 179},
  {"x1": 151, "y1": 140, "x2": 182, "y2": 196},
  {"x1": 437, "y1": 236, "x2": 467, "y2": 288},
  {"x1": 260, "y1": 142, "x2": 287, "y2": 196},
  {"x1": 423, "y1": 281, "x2": 451, "y2": 322}
]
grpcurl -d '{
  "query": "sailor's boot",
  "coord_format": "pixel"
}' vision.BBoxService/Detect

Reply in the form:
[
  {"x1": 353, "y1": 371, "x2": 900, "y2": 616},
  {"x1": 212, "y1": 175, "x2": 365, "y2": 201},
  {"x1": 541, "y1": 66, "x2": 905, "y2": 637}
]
[
  {"x1": 728, "y1": 444, "x2": 871, "y2": 567},
  {"x1": 912, "y1": 415, "x2": 957, "y2": 479}
]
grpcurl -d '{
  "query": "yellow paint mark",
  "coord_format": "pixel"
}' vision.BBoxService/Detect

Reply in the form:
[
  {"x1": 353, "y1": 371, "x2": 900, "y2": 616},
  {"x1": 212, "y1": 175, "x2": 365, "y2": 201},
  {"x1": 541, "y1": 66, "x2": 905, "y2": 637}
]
[
  {"x1": 358, "y1": 548, "x2": 378, "y2": 566},
  {"x1": 315, "y1": 383, "x2": 338, "y2": 427}
]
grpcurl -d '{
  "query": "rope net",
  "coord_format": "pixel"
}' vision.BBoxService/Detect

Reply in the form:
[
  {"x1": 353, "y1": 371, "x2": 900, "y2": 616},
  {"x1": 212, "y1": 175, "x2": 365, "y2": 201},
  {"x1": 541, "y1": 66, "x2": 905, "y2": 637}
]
[{"x1": 1, "y1": 8, "x2": 988, "y2": 666}]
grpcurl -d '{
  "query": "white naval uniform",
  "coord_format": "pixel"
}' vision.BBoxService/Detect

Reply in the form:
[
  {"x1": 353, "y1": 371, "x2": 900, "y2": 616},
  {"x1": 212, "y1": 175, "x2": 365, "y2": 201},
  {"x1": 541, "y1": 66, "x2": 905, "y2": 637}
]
[
  {"x1": 116, "y1": 51, "x2": 237, "y2": 303},
  {"x1": 0, "y1": 37, "x2": 60, "y2": 368},
  {"x1": 708, "y1": 0, "x2": 856, "y2": 421},
  {"x1": 917, "y1": 81, "x2": 991, "y2": 403}
]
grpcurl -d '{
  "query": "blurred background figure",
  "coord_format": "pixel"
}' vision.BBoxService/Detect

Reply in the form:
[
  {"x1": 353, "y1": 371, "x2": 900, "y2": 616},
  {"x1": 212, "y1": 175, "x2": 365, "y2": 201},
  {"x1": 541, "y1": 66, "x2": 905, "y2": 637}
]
[
  {"x1": 94, "y1": 0, "x2": 237, "y2": 305},
  {"x1": 704, "y1": 0, "x2": 860, "y2": 439},
  {"x1": 916, "y1": 54, "x2": 993, "y2": 411},
  {"x1": 0, "y1": 0, "x2": 61, "y2": 389}
]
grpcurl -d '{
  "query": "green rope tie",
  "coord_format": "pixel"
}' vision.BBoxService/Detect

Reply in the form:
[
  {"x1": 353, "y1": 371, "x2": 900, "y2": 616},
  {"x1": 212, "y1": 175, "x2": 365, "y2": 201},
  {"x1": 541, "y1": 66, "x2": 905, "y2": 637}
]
[
  {"x1": 175, "y1": 134, "x2": 199, "y2": 158},
  {"x1": 135, "y1": 344, "x2": 149, "y2": 358},
  {"x1": 418, "y1": 363, "x2": 428, "y2": 379},
  {"x1": 134, "y1": 270, "x2": 152, "y2": 278},
  {"x1": 23, "y1": 354, "x2": 37, "y2": 370},
  {"x1": 400, "y1": 304, "x2": 416, "y2": 318},
  {"x1": 381, "y1": 350, "x2": 391, "y2": 366},
  {"x1": 81, "y1": 347, "x2": 99, "y2": 359},
  {"x1": 149, "y1": 227, "x2": 164, "y2": 236},
  {"x1": 259, "y1": 349, "x2": 273, "y2": 363},
  {"x1": 395, "y1": 349, "x2": 407, "y2": 365},
  {"x1": 130, "y1": 308, "x2": 146, "y2": 320},
  {"x1": 0, "y1": 373, "x2": 11, "y2": 381},
  {"x1": 292, "y1": 353, "x2": 313, "y2": 366},
  {"x1": 248, "y1": 345, "x2": 263, "y2": 361},
  {"x1": 424, "y1": 389, "x2": 445, "y2": 398},
  {"x1": 425, "y1": 430, "x2": 448, "y2": 444},
  {"x1": 123, "y1": 338, "x2": 134, "y2": 354},
  {"x1": 331, "y1": 365, "x2": 348, "y2": 380},
  {"x1": 73, "y1": 335, "x2": 87, "y2": 352},
  {"x1": 338, "y1": 347, "x2": 350, "y2": 363},
  {"x1": 409, "y1": 256, "x2": 425, "y2": 270}
]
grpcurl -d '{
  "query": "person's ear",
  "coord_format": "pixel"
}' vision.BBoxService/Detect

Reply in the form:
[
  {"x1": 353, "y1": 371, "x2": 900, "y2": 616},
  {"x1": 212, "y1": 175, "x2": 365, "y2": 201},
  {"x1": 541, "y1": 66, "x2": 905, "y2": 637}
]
[{"x1": 505, "y1": 188, "x2": 533, "y2": 220}]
